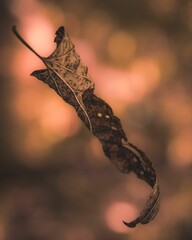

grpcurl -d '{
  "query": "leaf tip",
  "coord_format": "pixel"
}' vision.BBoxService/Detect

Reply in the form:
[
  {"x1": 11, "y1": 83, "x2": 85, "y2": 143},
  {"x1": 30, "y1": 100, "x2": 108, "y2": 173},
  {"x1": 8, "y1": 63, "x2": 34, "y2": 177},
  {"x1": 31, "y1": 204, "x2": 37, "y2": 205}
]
[
  {"x1": 30, "y1": 71, "x2": 36, "y2": 77},
  {"x1": 123, "y1": 220, "x2": 137, "y2": 228},
  {"x1": 54, "y1": 26, "x2": 65, "y2": 45}
]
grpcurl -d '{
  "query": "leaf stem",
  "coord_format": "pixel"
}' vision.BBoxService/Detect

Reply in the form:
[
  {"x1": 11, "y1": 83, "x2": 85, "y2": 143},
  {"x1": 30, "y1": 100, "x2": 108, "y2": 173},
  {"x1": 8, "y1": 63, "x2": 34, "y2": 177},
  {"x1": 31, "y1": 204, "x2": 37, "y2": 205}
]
[{"x1": 12, "y1": 25, "x2": 43, "y2": 60}]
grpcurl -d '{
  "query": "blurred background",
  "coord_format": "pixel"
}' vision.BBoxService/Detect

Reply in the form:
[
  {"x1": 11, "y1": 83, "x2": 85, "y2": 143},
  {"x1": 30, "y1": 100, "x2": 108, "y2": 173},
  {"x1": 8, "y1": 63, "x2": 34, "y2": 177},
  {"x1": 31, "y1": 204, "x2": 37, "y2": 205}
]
[{"x1": 1, "y1": 0, "x2": 192, "y2": 239}]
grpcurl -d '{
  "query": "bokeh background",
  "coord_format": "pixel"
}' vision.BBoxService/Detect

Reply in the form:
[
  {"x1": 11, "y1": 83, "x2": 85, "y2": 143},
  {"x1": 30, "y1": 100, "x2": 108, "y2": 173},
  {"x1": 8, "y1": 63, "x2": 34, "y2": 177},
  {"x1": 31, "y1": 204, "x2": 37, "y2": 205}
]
[{"x1": 1, "y1": 0, "x2": 192, "y2": 239}]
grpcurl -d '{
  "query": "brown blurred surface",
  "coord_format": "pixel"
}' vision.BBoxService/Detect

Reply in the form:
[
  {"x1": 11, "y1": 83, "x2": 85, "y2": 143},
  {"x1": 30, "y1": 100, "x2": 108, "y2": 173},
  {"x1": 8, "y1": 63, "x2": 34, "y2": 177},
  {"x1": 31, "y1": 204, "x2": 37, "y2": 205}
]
[{"x1": 1, "y1": 0, "x2": 192, "y2": 239}]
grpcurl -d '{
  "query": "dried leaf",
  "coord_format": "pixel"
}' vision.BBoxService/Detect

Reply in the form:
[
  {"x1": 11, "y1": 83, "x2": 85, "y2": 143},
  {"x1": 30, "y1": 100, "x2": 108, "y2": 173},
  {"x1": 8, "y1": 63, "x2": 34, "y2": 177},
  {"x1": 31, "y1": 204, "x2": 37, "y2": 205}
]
[{"x1": 12, "y1": 25, "x2": 160, "y2": 228}]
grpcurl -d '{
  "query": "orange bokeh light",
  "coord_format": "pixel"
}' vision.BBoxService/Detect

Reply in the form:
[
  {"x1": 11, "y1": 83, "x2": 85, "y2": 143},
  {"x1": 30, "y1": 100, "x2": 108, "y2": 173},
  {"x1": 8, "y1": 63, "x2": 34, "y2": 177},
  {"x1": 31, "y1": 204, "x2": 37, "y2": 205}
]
[
  {"x1": 94, "y1": 56, "x2": 160, "y2": 109},
  {"x1": 107, "y1": 30, "x2": 136, "y2": 64},
  {"x1": 167, "y1": 131, "x2": 192, "y2": 167}
]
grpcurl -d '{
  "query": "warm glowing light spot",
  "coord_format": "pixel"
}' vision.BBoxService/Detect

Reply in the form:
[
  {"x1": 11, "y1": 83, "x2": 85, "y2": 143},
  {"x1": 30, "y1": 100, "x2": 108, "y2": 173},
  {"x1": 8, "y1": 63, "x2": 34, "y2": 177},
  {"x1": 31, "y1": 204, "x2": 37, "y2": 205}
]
[
  {"x1": 12, "y1": 49, "x2": 44, "y2": 81},
  {"x1": 21, "y1": 127, "x2": 49, "y2": 160},
  {"x1": 11, "y1": 1, "x2": 56, "y2": 80},
  {"x1": 22, "y1": 17, "x2": 55, "y2": 56},
  {"x1": 10, "y1": 0, "x2": 57, "y2": 79},
  {"x1": 96, "y1": 57, "x2": 160, "y2": 108},
  {"x1": 13, "y1": 88, "x2": 45, "y2": 120},
  {"x1": 95, "y1": 67, "x2": 134, "y2": 108},
  {"x1": 10, "y1": 0, "x2": 55, "y2": 54},
  {"x1": 13, "y1": 89, "x2": 80, "y2": 161},
  {"x1": 105, "y1": 201, "x2": 138, "y2": 233},
  {"x1": 129, "y1": 57, "x2": 161, "y2": 95},
  {"x1": 107, "y1": 31, "x2": 136, "y2": 64},
  {"x1": 167, "y1": 131, "x2": 192, "y2": 167},
  {"x1": 39, "y1": 99, "x2": 80, "y2": 141}
]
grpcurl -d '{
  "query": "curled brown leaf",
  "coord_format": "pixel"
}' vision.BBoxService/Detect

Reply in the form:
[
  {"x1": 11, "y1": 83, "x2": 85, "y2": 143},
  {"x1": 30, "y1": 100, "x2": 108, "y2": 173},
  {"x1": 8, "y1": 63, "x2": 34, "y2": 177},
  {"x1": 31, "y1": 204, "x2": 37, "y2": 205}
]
[{"x1": 12, "y1": 25, "x2": 160, "y2": 228}]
